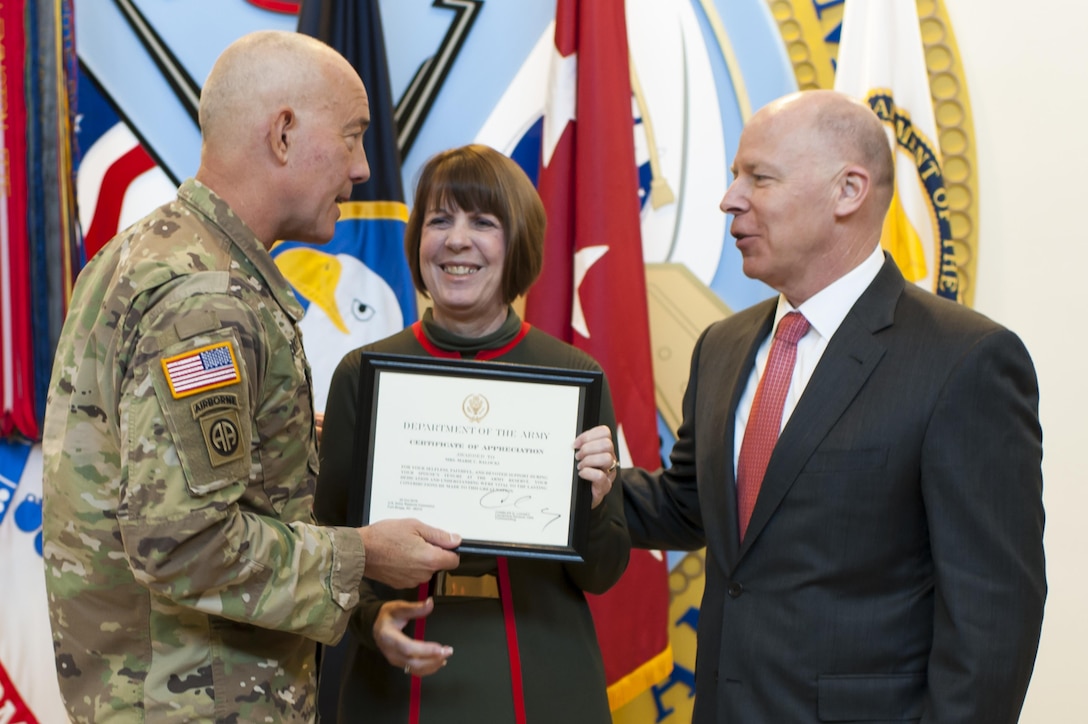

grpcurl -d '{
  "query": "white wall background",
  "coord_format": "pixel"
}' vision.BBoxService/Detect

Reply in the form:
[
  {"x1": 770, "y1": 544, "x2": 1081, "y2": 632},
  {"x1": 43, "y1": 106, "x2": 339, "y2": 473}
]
[{"x1": 948, "y1": 0, "x2": 1087, "y2": 720}]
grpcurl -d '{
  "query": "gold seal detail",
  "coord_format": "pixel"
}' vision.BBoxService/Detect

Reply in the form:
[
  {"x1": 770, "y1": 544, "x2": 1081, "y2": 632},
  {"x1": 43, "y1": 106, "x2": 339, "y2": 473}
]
[{"x1": 462, "y1": 393, "x2": 490, "y2": 423}]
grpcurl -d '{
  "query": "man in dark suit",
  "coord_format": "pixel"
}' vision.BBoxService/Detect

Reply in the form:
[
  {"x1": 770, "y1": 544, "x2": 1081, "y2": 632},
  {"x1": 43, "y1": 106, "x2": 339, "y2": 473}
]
[{"x1": 621, "y1": 89, "x2": 1045, "y2": 722}]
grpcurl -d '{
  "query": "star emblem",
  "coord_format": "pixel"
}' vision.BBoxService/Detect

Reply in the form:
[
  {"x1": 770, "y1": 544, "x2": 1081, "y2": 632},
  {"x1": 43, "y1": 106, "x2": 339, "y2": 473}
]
[
  {"x1": 571, "y1": 245, "x2": 609, "y2": 338},
  {"x1": 541, "y1": 45, "x2": 577, "y2": 168}
]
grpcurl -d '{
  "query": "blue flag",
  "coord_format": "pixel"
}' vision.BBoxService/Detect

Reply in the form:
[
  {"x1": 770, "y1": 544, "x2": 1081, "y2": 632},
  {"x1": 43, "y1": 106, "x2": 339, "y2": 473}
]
[{"x1": 290, "y1": 3, "x2": 414, "y2": 718}]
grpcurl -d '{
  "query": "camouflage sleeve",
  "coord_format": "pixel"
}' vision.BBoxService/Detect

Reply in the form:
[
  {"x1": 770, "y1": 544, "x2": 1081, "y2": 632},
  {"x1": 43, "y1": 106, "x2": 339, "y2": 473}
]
[{"x1": 116, "y1": 274, "x2": 365, "y2": 645}]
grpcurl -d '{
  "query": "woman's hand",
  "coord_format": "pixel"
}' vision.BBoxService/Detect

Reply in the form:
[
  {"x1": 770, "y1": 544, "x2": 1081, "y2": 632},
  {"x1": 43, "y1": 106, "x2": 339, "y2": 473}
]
[
  {"x1": 373, "y1": 597, "x2": 454, "y2": 677},
  {"x1": 573, "y1": 424, "x2": 620, "y2": 509}
]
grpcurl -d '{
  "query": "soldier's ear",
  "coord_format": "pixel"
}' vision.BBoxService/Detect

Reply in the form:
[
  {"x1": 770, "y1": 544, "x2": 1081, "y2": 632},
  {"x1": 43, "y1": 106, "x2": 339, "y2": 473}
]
[{"x1": 269, "y1": 107, "x2": 295, "y2": 165}]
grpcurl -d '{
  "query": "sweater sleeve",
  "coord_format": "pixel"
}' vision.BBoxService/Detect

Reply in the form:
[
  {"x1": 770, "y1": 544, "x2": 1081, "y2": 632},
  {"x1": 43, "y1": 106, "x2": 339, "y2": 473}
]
[{"x1": 562, "y1": 369, "x2": 631, "y2": 594}]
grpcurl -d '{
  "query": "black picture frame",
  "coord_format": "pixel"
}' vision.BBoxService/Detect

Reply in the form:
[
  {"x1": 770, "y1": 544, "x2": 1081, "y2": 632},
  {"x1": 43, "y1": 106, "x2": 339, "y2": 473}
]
[{"x1": 348, "y1": 352, "x2": 603, "y2": 562}]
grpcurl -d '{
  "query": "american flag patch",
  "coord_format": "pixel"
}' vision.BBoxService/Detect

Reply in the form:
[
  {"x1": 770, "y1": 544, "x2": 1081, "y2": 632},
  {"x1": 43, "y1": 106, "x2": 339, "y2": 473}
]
[{"x1": 161, "y1": 342, "x2": 241, "y2": 398}]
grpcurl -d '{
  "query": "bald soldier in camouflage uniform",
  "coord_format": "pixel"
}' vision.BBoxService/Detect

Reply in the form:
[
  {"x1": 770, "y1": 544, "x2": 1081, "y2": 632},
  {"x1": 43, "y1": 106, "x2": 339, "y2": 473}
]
[{"x1": 41, "y1": 31, "x2": 460, "y2": 723}]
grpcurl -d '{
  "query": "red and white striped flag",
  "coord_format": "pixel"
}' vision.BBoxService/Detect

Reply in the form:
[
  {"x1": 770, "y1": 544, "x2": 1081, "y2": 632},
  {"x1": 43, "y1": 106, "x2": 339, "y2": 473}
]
[{"x1": 525, "y1": 0, "x2": 671, "y2": 709}]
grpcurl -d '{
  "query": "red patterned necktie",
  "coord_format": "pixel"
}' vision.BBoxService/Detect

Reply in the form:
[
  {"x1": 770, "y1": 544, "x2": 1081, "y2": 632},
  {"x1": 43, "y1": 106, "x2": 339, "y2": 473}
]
[{"x1": 736, "y1": 312, "x2": 810, "y2": 541}]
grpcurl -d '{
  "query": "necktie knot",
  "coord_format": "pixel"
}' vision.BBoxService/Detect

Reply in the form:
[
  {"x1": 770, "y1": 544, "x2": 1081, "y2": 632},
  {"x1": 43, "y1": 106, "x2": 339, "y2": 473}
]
[{"x1": 775, "y1": 312, "x2": 810, "y2": 346}]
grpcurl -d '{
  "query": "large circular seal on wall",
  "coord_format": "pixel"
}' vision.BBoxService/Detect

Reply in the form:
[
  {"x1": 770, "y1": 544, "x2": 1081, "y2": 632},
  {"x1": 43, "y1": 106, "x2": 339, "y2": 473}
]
[{"x1": 765, "y1": 0, "x2": 980, "y2": 306}]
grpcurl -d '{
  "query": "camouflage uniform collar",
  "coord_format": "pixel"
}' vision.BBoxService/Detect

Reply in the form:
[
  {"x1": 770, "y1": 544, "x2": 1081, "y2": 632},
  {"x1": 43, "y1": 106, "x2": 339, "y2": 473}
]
[{"x1": 178, "y1": 179, "x2": 304, "y2": 321}]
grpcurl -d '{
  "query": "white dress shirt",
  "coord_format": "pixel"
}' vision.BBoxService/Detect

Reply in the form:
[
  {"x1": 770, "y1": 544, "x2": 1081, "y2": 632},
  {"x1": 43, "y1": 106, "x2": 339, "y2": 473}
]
[{"x1": 733, "y1": 246, "x2": 885, "y2": 475}]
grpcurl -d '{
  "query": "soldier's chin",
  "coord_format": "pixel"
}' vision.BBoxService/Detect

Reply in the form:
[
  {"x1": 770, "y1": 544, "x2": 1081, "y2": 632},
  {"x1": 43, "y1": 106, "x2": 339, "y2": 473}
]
[{"x1": 295, "y1": 228, "x2": 336, "y2": 246}]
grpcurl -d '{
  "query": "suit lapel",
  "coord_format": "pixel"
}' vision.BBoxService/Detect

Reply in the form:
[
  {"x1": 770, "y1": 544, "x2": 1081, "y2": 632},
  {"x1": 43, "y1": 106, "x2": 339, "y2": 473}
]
[{"x1": 737, "y1": 257, "x2": 904, "y2": 558}]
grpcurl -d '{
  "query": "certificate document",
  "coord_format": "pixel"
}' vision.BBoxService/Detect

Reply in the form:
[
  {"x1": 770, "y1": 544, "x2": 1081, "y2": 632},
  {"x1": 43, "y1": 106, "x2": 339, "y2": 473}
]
[{"x1": 352, "y1": 353, "x2": 603, "y2": 561}]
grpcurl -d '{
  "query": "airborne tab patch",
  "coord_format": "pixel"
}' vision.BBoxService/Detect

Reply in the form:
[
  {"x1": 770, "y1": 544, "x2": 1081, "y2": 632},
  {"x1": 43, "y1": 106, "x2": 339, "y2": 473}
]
[{"x1": 161, "y1": 342, "x2": 241, "y2": 398}]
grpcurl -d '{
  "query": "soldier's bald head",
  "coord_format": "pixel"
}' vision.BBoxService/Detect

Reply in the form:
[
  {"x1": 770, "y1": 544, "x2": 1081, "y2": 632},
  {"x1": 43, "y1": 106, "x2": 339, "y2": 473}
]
[
  {"x1": 194, "y1": 30, "x2": 370, "y2": 247},
  {"x1": 199, "y1": 30, "x2": 350, "y2": 151}
]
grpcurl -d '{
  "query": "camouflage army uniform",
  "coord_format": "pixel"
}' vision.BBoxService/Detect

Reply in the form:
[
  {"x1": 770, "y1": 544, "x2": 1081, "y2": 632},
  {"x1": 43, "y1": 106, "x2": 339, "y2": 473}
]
[{"x1": 41, "y1": 179, "x2": 367, "y2": 723}]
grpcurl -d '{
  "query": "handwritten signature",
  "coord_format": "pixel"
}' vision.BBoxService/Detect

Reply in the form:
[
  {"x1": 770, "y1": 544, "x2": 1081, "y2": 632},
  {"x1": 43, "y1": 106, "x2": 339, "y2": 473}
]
[{"x1": 478, "y1": 490, "x2": 563, "y2": 530}]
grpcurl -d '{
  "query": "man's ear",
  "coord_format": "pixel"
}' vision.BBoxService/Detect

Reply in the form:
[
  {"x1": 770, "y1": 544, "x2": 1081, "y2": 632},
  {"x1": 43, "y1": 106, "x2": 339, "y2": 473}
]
[
  {"x1": 834, "y1": 164, "x2": 871, "y2": 218},
  {"x1": 269, "y1": 108, "x2": 295, "y2": 165}
]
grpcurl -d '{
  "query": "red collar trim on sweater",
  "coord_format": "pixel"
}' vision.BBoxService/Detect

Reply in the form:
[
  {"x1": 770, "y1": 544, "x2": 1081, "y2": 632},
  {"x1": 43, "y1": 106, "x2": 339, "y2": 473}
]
[{"x1": 410, "y1": 320, "x2": 531, "y2": 361}]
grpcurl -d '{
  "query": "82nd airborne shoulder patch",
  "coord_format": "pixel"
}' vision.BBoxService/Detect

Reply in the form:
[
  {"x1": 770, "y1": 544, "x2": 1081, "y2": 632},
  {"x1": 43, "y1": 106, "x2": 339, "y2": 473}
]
[{"x1": 191, "y1": 392, "x2": 246, "y2": 468}]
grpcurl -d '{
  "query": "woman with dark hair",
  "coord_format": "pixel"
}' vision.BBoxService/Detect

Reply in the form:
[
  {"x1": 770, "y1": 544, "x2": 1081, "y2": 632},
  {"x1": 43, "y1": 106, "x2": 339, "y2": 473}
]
[{"x1": 315, "y1": 144, "x2": 629, "y2": 723}]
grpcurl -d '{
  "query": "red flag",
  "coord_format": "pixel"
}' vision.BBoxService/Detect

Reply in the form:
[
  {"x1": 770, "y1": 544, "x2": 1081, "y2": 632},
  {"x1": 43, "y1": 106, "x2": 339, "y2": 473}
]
[
  {"x1": 525, "y1": 0, "x2": 671, "y2": 709},
  {"x1": 0, "y1": 0, "x2": 39, "y2": 440}
]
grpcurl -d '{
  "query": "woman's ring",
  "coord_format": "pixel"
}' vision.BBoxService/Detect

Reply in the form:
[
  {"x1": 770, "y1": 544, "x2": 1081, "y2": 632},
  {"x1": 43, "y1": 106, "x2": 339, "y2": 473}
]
[
  {"x1": 404, "y1": 663, "x2": 412, "y2": 675},
  {"x1": 607, "y1": 457, "x2": 619, "y2": 474}
]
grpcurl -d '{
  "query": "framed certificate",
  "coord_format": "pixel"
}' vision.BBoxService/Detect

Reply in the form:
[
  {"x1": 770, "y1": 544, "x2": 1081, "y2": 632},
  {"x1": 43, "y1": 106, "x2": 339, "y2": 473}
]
[{"x1": 349, "y1": 352, "x2": 603, "y2": 562}]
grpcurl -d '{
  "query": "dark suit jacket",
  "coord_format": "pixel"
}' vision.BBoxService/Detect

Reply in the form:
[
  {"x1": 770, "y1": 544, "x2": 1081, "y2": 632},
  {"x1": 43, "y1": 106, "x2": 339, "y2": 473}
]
[{"x1": 623, "y1": 257, "x2": 1045, "y2": 723}]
